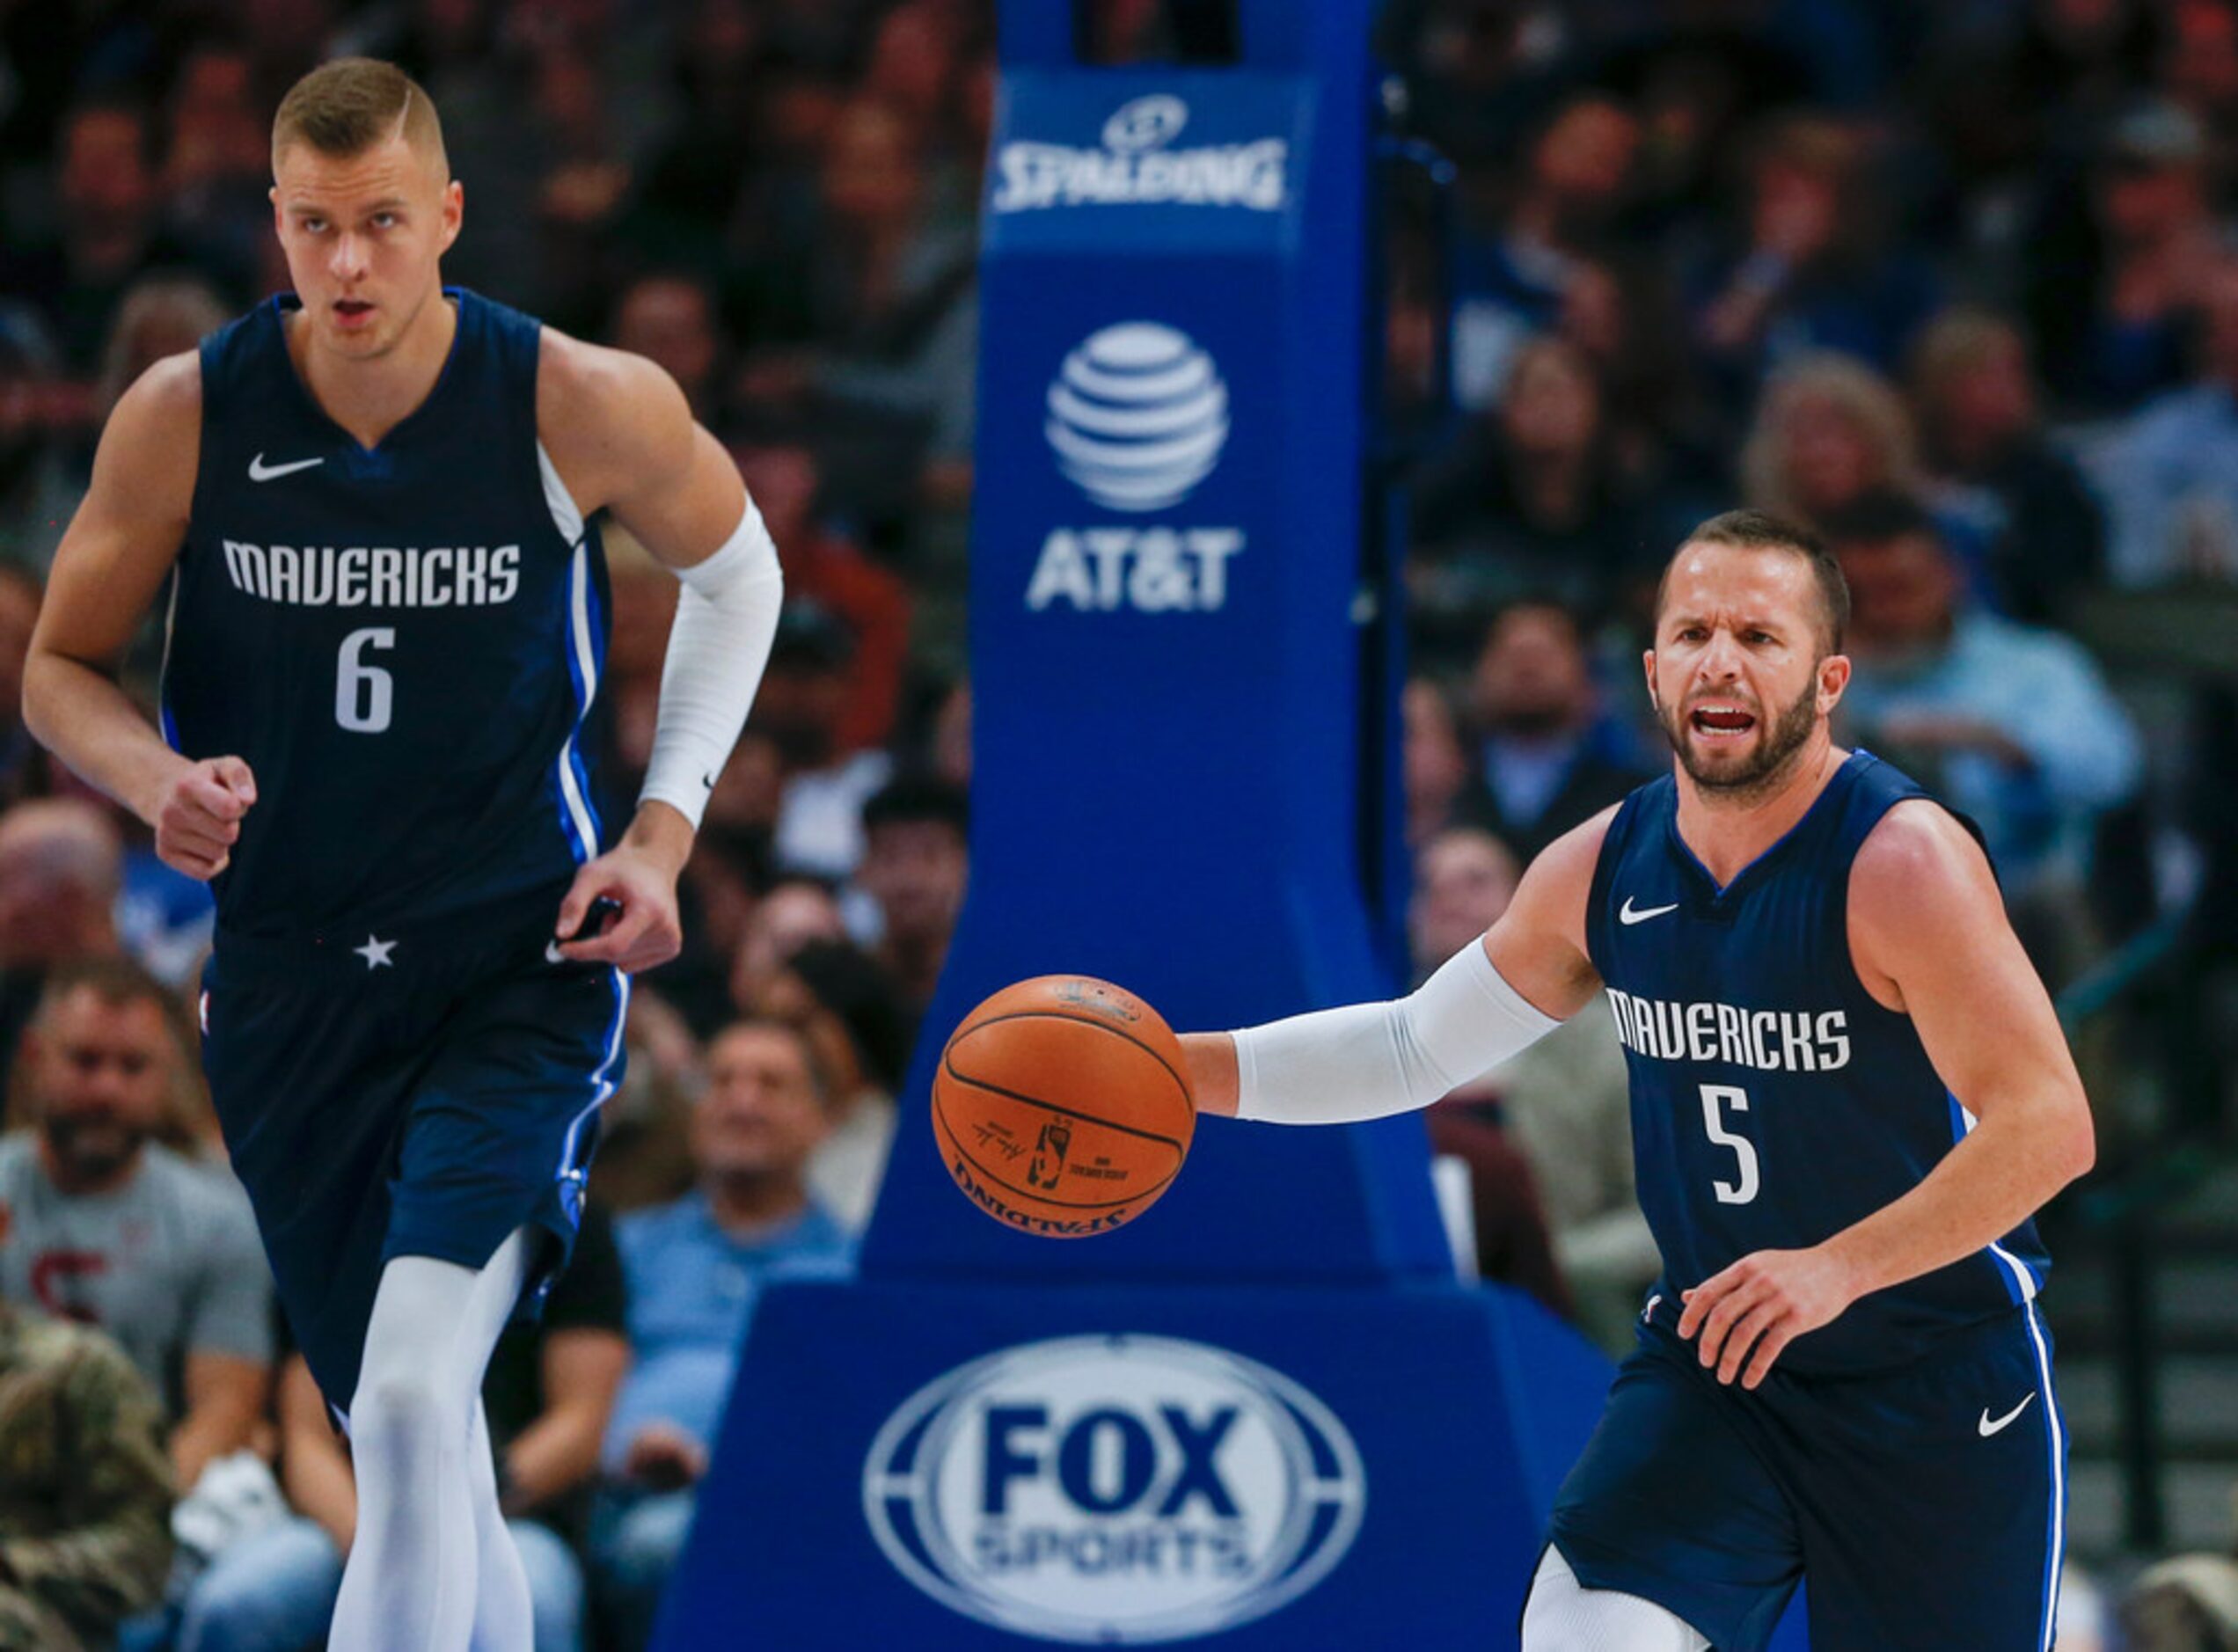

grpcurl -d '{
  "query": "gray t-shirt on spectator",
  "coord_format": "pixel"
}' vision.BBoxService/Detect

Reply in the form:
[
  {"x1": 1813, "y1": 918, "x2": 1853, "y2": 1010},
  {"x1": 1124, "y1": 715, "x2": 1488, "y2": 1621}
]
[{"x1": 0, "y1": 1133, "x2": 273, "y2": 1418}]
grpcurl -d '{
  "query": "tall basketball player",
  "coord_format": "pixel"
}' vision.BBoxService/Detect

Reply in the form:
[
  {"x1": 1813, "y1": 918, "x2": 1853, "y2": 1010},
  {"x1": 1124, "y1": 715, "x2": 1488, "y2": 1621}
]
[
  {"x1": 23, "y1": 61, "x2": 781, "y2": 1652},
  {"x1": 1182, "y1": 510, "x2": 2094, "y2": 1650}
]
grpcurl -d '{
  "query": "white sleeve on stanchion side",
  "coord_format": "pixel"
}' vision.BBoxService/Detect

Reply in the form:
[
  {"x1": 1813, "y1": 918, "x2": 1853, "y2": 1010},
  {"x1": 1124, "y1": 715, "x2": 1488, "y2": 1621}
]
[{"x1": 1230, "y1": 939, "x2": 1561, "y2": 1124}]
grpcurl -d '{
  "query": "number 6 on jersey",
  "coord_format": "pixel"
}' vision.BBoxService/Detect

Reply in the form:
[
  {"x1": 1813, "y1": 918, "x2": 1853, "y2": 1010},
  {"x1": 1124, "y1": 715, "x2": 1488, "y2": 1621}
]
[{"x1": 336, "y1": 625, "x2": 396, "y2": 733}]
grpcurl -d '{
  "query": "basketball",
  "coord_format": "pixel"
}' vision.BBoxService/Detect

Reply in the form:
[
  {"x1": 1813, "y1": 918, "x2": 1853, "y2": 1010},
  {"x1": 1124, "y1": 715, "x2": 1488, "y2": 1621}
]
[{"x1": 933, "y1": 975, "x2": 1196, "y2": 1239}]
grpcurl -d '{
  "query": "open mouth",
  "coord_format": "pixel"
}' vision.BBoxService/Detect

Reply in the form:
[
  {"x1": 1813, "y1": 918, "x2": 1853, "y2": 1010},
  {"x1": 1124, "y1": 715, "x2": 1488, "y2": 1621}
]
[
  {"x1": 1689, "y1": 703, "x2": 1758, "y2": 741},
  {"x1": 333, "y1": 299, "x2": 374, "y2": 324}
]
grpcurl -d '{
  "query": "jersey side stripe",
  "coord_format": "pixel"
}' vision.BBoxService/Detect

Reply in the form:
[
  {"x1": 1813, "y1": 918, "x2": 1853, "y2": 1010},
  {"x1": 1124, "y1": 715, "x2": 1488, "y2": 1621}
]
[
  {"x1": 2022, "y1": 1301, "x2": 2066, "y2": 1652},
  {"x1": 554, "y1": 543, "x2": 601, "y2": 862},
  {"x1": 555, "y1": 967, "x2": 630, "y2": 1187}
]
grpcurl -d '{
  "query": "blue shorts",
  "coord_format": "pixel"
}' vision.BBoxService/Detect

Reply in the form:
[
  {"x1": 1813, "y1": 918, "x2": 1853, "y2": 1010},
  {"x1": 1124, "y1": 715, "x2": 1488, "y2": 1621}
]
[
  {"x1": 1546, "y1": 1309, "x2": 2066, "y2": 1652},
  {"x1": 200, "y1": 889, "x2": 627, "y2": 1414}
]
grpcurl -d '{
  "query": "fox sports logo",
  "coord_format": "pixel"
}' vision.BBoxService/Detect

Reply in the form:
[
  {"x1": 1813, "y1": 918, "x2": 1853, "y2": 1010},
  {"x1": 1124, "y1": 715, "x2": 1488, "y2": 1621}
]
[
  {"x1": 863, "y1": 1334, "x2": 1367, "y2": 1644},
  {"x1": 1046, "y1": 324, "x2": 1230, "y2": 512}
]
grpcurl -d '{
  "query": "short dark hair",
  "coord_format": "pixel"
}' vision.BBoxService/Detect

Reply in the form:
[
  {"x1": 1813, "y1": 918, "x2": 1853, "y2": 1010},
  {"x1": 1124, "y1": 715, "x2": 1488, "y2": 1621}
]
[
  {"x1": 1656, "y1": 508, "x2": 1849, "y2": 654},
  {"x1": 273, "y1": 57, "x2": 447, "y2": 174},
  {"x1": 711, "y1": 1015, "x2": 832, "y2": 1106},
  {"x1": 1813, "y1": 488, "x2": 1938, "y2": 550},
  {"x1": 862, "y1": 775, "x2": 969, "y2": 839}
]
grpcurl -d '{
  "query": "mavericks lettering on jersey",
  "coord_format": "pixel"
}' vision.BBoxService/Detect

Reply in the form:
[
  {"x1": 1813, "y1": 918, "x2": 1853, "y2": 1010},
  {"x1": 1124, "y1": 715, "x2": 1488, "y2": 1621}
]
[
  {"x1": 220, "y1": 540, "x2": 522, "y2": 608},
  {"x1": 1605, "y1": 989, "x2": 1851, "y2": 1074}
]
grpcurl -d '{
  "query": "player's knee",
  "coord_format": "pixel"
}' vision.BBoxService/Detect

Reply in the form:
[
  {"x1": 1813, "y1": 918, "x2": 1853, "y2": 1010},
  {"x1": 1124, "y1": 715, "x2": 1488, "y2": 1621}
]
[
  {"x1": 347, "y1": 1366, "x2": 464, "y2": 1464},
  {"x1": 1521, "y1": 1546, "x2": 1709, "y2": 1652}
]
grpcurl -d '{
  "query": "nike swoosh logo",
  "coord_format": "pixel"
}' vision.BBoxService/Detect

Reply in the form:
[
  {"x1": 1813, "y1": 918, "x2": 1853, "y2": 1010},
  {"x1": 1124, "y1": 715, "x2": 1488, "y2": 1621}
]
[
  {"x1": 1978, "y1": 1393, "x2": 2036, "y2": 1436},
  {"x1": 545, "y1": 939, "x2": 568, "y2": 965},
  {"x1": 1620, "y1": 897, "x2": 1680, "y2": 925},
  {"x1": 248, "y1": 453, "x2": 324, "y2": 481}
]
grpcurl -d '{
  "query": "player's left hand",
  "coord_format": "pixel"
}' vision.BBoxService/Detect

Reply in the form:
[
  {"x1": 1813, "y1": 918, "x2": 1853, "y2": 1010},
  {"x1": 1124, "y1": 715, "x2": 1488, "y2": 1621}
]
[
  {"x1": 1678, "y1": 1245, "x2": 1861, "y2": 1390},
  {"x1": 553, "y1": 842, "x2": 684, "y2": 974}
]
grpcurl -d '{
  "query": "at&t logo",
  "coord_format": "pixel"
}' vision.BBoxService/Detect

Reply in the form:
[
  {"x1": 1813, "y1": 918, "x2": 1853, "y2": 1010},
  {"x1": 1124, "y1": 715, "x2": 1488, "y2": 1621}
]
[
  {"x1": 1029, "y1": 323, "x2": 1244, "y2": 613},
  {"x1": 863, "y1": 1334, "x2": 1367, "y2": 1644}
]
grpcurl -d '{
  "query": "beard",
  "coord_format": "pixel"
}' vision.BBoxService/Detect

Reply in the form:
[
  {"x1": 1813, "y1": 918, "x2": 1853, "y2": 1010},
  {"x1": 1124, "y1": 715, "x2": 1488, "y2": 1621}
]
[
  {"x1": 41, "y1": 1112, "x2": 141, "y2": 1186},
  {"x1": 1655, "y1": 679, "x2": 1820, "y2": 804}
]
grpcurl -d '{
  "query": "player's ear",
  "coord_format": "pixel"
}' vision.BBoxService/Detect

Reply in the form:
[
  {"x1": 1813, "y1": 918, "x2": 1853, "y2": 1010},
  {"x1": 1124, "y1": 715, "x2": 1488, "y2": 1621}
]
[
  {"x1": 1641, "y1": 647, "x2": 1662, "y2": 713},
  {"x1": 1816, "y1": 651, "x2": 1851, "y2": 715},
  {"x1": 438, "y1": 179, "x2": 463, "y2": 254}
]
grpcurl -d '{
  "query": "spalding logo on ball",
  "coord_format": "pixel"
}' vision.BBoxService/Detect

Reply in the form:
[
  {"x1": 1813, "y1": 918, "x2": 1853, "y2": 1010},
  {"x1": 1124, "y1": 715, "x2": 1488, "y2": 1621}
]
[{"x1": 933, "y1": 976, "x2": 1196, "y2": 1238}]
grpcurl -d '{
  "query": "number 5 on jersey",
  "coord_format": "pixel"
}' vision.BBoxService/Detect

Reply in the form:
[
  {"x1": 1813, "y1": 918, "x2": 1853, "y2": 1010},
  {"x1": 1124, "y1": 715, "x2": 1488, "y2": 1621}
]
[
  {"x1": 1700, "y1": 1083, "x2": 1759, "y2": 1204},
  {"x1": 336, "y1": 626, "x2": 395, "y2": 733}
]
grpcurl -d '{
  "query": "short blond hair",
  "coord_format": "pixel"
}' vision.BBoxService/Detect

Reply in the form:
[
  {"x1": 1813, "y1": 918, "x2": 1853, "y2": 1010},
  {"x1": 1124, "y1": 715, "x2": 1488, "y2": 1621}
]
[{"x1": 272, "y1": 57, "x2": 446, "y2": 176}]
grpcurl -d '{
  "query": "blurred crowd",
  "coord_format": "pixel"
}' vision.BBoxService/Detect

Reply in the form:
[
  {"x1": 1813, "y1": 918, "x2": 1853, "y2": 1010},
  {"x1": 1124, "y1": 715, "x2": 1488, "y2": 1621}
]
[{"x1": 0, "y1": 0, "x2": 2236, "y2": 1646}]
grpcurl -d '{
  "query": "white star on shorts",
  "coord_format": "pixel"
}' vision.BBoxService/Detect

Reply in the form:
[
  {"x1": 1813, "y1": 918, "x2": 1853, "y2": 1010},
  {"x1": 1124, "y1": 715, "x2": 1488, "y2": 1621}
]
[{"x1": 354, "y1": 935, "x2": 398, "y2": 970}]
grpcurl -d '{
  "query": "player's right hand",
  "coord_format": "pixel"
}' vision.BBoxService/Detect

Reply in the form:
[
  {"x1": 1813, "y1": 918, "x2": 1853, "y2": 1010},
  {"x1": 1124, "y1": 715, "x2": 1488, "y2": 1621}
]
[{"x1": 154, "y1": 755, "x2": 257, "y2": 881}]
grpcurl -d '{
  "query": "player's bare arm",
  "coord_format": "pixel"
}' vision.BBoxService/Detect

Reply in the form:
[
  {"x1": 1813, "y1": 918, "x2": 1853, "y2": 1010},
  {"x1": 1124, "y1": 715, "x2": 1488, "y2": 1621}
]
[
  {"x1": 535, "y1": 330, "x2": 779, "y2": 973},
  {"x1": 23, "y1": 352, "x2": 259, "y2": 880},
  {"x1": 1182, "y1": 809, "x2": 1611, "y2": 1119},
  {"x1": 1680, "y1": 800, "x2": 2095, "y2": 1388}
]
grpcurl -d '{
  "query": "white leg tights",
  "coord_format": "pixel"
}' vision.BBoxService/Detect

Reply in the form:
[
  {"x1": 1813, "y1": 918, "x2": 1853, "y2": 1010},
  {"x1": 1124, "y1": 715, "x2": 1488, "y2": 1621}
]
[
  {"x1": 1521, "y1": 1546, "x2": 1712, "y2": 1652},
  {"x1": 328, "y1": 1228, "x2": 539, "y2": 1652}
]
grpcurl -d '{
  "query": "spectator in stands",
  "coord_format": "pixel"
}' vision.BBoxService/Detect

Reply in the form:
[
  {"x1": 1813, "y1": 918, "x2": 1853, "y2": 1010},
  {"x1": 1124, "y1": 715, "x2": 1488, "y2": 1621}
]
[
  {"x1": 2095, "y1": 254, "x2": 2238, "y2": 587},
  {"x1": 738, "y1": 95, "x2": 982, "y2": 540},
  {"x1": 0, "y1": 1299, "x2": 174, "y2": 1650},
  {"x1": 2121, "y1": 1553, "x2": 2238, "y2": 1648},
  {"x1": 856, "y1": 776, "x2": 968, "y2": 1033},
  {"x1": 1691, "y1": 114, "x2": 1940, "y2": 403},
  {"x1": 1402, "y1": 677, "x2": 1469, "y2": 851},
  {"x1": 1825, "y1": 491, "x2": 2143, "y2": 969},
  {"x1": 610, "y1": 271, "x2": 730, "y2": 430},
  {"x1": 1410, "y1": 335, "x2": 1657, "y2": 631},
  {"x1": 1448, "y1": 94, "x2": 1641, "y2": 412},
  {"x1": 734, "y1": 440, "x2": 911, "y2": 753},
  {"x1": 729, "y1": 875, "x2": 848, "y2": 1021},
  {"x1": 750, "y1": 938, "x2": 909, "y2": 1232},
  {"x1": 1909, "y1": 306, "x2": 2107, "y2": 624},
  {"x1": 2039, "y1": 100, "x2": 2221, "y2": 414},
  {"x1": 0, "y1": 310, "x2": 77, "y2": 574},
  {"x1": 11, "y1": 99, "x2": 186, "y2": 375},
  {"x1": 0, "y1": 566, "x2": 44, "y2": 808},
  {"x1": 1740, "y1": 351, "x2": 1924, "y2": 530},
  {"x1": 1452, "y1": 599, "x2": 1651, "y2": 863},
  {"x1": 172, "y1": 1205, "x2": 628, "y2": 1652},
  {"x1": 0, "y1": 798, "x2": 124, "y2": 1074},
  {"x1": 98, "y1": 279, "x2": 228, "y2": 421},
  {"x1": 157, "y1": 44, "x2": 269, "y2": 306},
  {"x1": 590, "y1": 1019, "x2": 855, "y2": 1651},
  {"x1": 0, "y1": 962, "x2": 271, "y2": 1503},
  {"x1": 761, "y1": 603, "x2": 894, "y2": 886},
  {"x1": 1411, "y1": 824, "x2": 1656, "y2": 1349}
]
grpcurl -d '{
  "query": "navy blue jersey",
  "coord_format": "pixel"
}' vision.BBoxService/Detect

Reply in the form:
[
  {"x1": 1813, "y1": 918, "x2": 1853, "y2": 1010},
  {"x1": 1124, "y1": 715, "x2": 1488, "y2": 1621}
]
[
  {"x1": 1585, "y1": 751, "x2": 2052, "y2": 1374},
  {"x1": 165, "y1": 289, "x2": 612, "y2": 936}
]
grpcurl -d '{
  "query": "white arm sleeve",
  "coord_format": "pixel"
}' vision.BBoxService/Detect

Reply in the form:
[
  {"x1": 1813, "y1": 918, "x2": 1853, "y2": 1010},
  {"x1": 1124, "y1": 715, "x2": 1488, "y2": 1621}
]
[
  {"x1": 1230, "y1": 939, "x2": 1562, "y2": 1125},
  {"x1": 638, "y1": 499, "x2": 785, "y2": 830}
]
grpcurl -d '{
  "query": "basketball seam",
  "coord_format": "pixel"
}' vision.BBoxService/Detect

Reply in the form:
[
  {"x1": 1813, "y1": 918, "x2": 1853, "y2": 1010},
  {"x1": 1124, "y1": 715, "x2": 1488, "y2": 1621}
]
[
  {"x1": 947, "y1": 1009, "x2": 1195, "y2": 1115},
  {"x1": 938, "y1": 1046, "x2": 1189, "y2": 1154},
  {"x1": 933, "y1": 1059, "x2": 1188, "y2": 1209}
]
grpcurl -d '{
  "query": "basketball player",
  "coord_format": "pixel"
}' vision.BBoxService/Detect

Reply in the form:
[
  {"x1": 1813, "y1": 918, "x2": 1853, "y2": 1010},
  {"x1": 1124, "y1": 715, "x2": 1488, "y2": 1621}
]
[
  {"x1": 1181, "y1": 510, "x2": 2094, "y2": 1650},
  {"x1": 21, "y1": 61, "x2": 780, "y2": 1652}
]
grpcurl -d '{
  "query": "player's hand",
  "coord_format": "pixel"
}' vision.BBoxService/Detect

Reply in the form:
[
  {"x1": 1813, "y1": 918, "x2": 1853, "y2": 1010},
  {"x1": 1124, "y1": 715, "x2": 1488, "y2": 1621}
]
[
  {"x1": 622, "y1": 1422, "x2": 707, "y2": 1491},
  {"x1": 1678, "y1": 1245, "x2": 1860, "y2": 1390},
  {"x1": 553, "y1": 833, "x2": 687, "y2": 974},
  {"x1": 152, "y1": 756, "x2": 257, "y2": 881}
]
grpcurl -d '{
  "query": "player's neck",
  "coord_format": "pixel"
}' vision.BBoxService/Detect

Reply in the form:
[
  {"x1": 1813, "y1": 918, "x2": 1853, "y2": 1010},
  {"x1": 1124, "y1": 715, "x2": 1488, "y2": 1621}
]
[
  {"x1": 1672, "y1": 735, "x2": 1847, "y2": 887},
  {"x1": 291, "y1": 289, "x2": 458, "y2": 450},
  {"x1": 703, "y1": 1173, "x2": 811, "y2": 1238}
]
